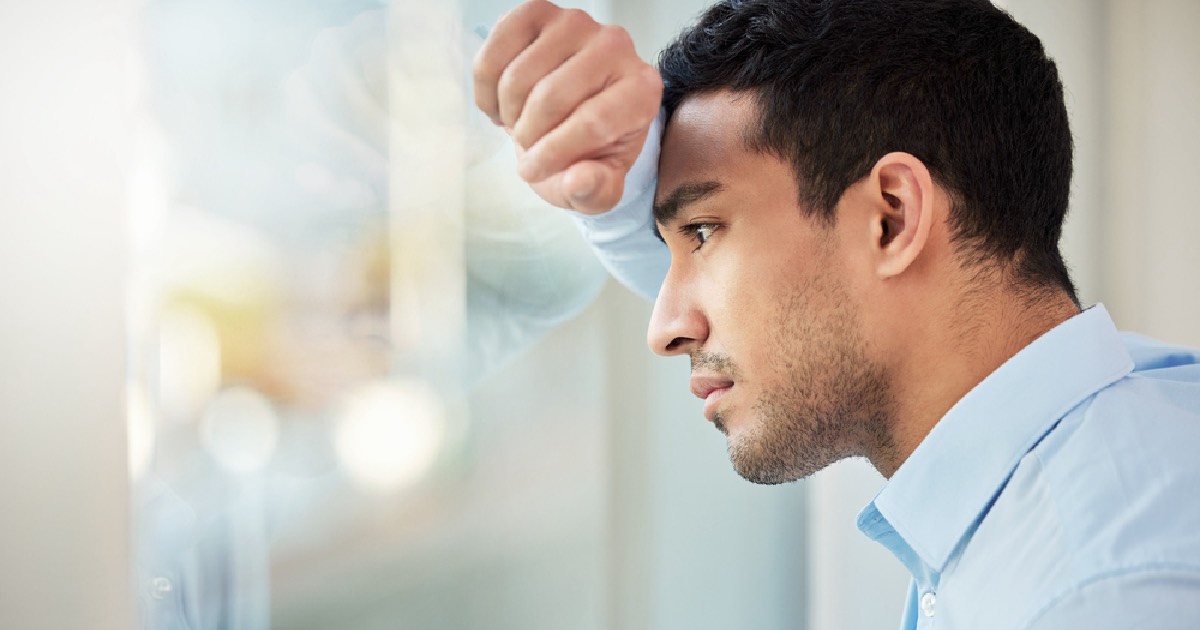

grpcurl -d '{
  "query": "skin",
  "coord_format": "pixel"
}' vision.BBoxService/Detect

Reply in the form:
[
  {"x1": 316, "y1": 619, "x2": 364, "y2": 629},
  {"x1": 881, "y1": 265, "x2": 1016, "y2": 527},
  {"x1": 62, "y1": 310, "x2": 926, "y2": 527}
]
[
  {"x1": 648, "y1": 91, "x2": 894, "y2": 482},
  {"x1": 476, "y1": 1, "x2": 1082, "y2": 480},
  {"x1": 473, "y1": 0, "x2": 661, "y2": 214},
  {"x1": 649, "y1": 90, "x2": 1080, "y2": 478}
]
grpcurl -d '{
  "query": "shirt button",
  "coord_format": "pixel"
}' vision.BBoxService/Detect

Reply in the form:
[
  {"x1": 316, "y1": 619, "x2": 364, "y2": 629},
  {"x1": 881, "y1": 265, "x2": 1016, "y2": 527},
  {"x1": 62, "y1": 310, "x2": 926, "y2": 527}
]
[
  {"x1": 920, "y1": 591, "x2": 937, "y2": 617},
  {"x1": 150, "y1": 576, "x2": 173, "y2": 600}
]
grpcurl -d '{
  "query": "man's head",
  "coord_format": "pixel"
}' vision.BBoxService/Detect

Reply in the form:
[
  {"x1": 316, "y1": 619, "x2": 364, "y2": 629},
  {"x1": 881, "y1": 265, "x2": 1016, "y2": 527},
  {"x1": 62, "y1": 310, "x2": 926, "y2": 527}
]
[
  {"x1": 648, "y1": 0, "x2": 1077, "y2": 482},
  {"x1": 659, "y1": 0, "x2": 1076, "y2": 294}
]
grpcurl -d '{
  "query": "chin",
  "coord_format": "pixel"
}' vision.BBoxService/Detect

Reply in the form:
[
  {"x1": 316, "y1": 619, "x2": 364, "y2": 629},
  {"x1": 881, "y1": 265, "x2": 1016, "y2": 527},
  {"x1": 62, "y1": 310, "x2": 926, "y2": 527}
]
[
  {"x1": 726, "y1": 431, "x2": 795, "y2": 485},
  {"x1": 730, "y1": 458, "x2": 804, "y2": 485},
  {"x1": 725, "y1": 420, "x2": 836, "y2": 485}
]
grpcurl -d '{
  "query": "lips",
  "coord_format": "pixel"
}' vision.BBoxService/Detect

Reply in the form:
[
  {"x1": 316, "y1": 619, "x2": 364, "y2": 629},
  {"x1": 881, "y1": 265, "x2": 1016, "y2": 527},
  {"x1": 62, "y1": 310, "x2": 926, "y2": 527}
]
[
  {"x1": 690, "y1": 375, "x2": 734, "y2": 400},
  {"x1": 690, "y1": 375, "x2": 734, "y2": 423}
]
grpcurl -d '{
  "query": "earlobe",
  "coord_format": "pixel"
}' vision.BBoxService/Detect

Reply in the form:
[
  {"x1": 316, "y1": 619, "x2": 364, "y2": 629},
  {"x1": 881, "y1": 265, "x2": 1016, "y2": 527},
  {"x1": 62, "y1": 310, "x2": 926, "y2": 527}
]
[{"x1": 872, "y1": 152, "x2": 934, "y2": 279}]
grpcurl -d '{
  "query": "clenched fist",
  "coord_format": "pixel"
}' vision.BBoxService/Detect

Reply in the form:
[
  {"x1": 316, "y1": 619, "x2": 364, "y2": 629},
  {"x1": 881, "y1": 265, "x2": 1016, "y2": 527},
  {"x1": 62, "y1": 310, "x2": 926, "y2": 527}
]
[{"x1": 473, "y1": 0, "x2": 662, "y2": 214}]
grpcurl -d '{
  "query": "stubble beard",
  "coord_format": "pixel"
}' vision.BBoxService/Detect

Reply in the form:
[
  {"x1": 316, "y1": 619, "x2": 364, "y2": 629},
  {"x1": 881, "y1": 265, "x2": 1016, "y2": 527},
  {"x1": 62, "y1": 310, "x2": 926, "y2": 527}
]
[{"x1": 724, "y1": 279, "x2": 896, "y2": 485}]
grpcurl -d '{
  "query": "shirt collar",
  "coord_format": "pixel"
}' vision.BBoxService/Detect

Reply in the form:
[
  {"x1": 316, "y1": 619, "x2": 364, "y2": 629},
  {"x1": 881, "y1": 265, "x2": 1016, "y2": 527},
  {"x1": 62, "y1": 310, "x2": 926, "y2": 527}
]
[{"x1": 857, "y1": 304, "x2": 1135, "y2": 575}]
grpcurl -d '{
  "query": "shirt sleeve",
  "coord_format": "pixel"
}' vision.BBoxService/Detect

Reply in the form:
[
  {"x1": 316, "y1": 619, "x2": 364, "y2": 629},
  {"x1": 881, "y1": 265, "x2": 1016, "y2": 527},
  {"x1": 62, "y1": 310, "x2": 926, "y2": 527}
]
[
  {"x1": 567, "y1": 108, "x2": 670, "y2": 302},
  {"x1": 1022, "y1": 568, "x2": 1200, "y2": 630}
]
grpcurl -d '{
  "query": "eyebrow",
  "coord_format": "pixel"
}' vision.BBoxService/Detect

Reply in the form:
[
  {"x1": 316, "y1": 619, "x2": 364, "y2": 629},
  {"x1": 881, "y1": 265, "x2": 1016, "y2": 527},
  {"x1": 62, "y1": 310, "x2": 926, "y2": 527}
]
[{"x1": 651, "y1": 181, "x2": 724, "y2": 242}]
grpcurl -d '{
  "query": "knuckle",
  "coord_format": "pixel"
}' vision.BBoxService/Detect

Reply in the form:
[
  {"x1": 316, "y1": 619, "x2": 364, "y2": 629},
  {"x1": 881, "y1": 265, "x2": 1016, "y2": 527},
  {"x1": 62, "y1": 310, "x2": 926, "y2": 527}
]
[
  {"x1": 596, "y1": 24, "x2": 633, "y2": 52},
  {"x1": 513, "y1": 85, "x2": 562, "y2": 146},
  {"x1": 527, "y1": 79, "x2": 565, "y2": 119},
  {"x1": 581, "y1": 109, "x2": 618, "y2": 145},
  {"x1": 496, "y1": 62, "x2": 520, "y2": 97},
  {"x1": 511, "y1": 125, "x2": 533, "y2": 150},
  {"x1": 492, "y1": 0, "x2": 551, "y2": 45},
  {"x1": 517, "y1": 153, "x2": 546, "y2": 183},
  {"x1": 558, "y1": 7, "x2": 594, "y2": 31},
  {"x1": 638, "y1": 63, "x2": 663, "y2": 92},
  {"x1": 504, "y1": 0, "x2": 549, "y2": 24},
  {"x1": 639, "y1": 68, "x2": 664, "y2": 107},
  {"x1": 472, "y1": 52, "x2": 497, "y2": 85},
  {"x1": 497, "y1": 66, "x2": 534, "y2": 120},
  {"x1": 513, "y1": 124, "x2": 543, "y2": 152},
  {"x1": 492, "y1": 5, "x2": 521, "y2": 36},
  {"x1": 626, "y1": 67, "x2": 663, "y2": 115}
]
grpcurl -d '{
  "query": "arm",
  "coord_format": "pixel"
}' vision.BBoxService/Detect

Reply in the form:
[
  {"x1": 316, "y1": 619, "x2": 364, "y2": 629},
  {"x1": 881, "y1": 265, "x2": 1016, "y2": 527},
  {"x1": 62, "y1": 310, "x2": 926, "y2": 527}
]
[
  {"x1": 567, "y1": 108, "x2": 668, "y2": 301},
  {"x1": 473, "y1": 0, "x2": 668, "y2": 301}
]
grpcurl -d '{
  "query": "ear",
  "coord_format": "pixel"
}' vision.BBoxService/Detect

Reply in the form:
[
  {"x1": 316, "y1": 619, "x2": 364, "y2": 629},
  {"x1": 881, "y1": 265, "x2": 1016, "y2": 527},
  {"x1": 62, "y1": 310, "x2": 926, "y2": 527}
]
[{"x1": 866, "y1": 152, "x2": 935, "y2": 279}]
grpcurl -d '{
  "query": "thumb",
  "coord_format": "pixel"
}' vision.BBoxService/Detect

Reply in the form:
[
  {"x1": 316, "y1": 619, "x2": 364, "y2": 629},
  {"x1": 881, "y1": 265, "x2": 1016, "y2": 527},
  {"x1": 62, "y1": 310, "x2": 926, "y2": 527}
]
[{"x1": 563, "y1": 161, "x2": 625, "y2": 215}]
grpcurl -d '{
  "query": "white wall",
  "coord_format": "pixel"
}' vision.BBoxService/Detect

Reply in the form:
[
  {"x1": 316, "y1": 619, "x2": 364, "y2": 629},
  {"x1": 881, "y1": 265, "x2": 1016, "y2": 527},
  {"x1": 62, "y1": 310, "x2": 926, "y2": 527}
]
[
  {"x1": 1010, "y1": 0, "x2": 1200, "y2": 346},
  {"x1": 0, "y1": 2, "x2": 135, "y2": 629},
  {"x1": 1101, "y1": 0, "x2": 1200, "y2": 345}
]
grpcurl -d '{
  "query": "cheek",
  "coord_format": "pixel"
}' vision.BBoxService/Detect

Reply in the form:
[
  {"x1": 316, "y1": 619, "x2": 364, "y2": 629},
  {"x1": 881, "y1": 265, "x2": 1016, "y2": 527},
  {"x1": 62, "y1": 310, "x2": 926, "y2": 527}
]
[
  {"x1": 702, "y1": 224, "x2": 827, "y2": 360},
  {"x1": 709, "y1": 270, "x2": 799, "y2": 377}
]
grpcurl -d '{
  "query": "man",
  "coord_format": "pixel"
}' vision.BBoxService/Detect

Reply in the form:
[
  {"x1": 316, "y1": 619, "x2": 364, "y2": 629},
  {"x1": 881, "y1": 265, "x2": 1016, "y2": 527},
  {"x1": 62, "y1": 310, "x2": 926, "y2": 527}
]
[{"x1": 475, "y1": 0, "x2": 1200, "y2": 628}]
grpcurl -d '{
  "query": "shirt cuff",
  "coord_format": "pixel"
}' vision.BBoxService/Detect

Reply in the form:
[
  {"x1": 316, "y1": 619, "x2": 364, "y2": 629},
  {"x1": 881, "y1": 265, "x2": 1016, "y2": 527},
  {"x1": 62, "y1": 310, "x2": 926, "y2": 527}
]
[{"x1": 568, "y1": 108, "x2": 669, "y2": 301}]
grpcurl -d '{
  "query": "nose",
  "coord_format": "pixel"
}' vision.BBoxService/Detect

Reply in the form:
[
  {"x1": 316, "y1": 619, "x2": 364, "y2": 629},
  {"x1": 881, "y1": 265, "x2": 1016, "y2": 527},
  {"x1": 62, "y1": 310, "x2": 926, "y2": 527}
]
[{"x1": 646, "y1": 271, "x2": 708, "y2": 356}]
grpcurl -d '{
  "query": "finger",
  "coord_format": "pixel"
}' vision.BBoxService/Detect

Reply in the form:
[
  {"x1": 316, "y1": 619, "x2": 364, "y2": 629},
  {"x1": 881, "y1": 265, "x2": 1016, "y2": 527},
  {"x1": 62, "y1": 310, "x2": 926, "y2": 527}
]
[
  {"x1": 561, "y1": 160, "x2": 626, "y2": 215},
  {"x1": 509, "y1": 24, "x2": 623, "y2": 150},
  {"x1": 497, "y1": 8, "x2": 601, "y2": 129},
  {"x1": 473, "y1": 0, "x2": 560, "y2": 125},
  {"x1": 518, "y1": 65, "x2": 662, "y2": 184}
]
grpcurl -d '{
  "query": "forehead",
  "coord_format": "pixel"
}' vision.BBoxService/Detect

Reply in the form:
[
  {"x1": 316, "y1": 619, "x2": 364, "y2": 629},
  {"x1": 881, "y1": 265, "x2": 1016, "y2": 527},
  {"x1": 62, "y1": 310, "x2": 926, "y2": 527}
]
[{"x1": 657, "y1": 91, "x2": 762, "y2": 203}]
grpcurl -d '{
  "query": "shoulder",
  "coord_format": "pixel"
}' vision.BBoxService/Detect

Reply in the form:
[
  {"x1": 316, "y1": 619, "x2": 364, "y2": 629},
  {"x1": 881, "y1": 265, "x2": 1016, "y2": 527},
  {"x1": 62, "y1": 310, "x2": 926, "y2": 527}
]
[
  {"x1": 1011, "y1": 352, "x2": 1200, "y2": 620},
  {"x1": 1121, "y1": 331, "x2": 1200, "y2": 373},
  {"x1": 941, "y1": 332, "x2": 1200, "y2": 628},
  {"x1": 1052, "y1": 338, "x2": 1200, "y2": 480},
  {"x1": 1021, "y1": 566, "x2": 1200, "y2": 630},
  {"x1": 1029, "y1": 360, "x2": 1200, "y2": 561},
  {"x1": 1040, "y1": 329, "x2": 1200, "y2": 472}
]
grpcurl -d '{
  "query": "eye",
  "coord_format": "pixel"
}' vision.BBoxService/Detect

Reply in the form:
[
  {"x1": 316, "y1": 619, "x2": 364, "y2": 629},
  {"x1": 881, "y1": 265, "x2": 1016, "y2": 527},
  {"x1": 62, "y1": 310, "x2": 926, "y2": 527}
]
[{"x1": 680, "y1": 223, "x2": 720, "y2": 252}]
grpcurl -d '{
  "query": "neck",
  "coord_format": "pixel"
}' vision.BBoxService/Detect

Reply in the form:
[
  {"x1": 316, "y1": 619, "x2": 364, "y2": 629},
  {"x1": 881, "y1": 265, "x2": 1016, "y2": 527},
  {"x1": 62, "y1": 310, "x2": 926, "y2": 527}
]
[{"x1": 868, "y1": 283, "x2": 1081, "y2": 478}]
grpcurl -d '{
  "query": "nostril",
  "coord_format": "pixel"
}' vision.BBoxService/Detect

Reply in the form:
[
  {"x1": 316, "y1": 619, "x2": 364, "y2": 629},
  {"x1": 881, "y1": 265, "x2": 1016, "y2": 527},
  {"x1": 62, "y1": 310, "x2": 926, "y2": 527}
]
[{"x1": 665, "y1": 337, "x2": 687, "y2": 352}]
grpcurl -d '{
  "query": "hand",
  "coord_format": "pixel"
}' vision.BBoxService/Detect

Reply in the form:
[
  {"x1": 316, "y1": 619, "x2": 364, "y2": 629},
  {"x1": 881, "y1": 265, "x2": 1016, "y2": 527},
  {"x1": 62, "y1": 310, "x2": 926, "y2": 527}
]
[{"x1": 473, "y1": 0, "x2": 662, "y2": 214}]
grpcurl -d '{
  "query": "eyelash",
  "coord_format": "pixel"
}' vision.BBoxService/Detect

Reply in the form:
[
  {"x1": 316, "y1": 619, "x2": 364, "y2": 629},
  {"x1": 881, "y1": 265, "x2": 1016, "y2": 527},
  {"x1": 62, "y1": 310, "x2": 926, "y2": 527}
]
[{"x1": 679, "y1": 223, "x2": 720, "y2": 252}]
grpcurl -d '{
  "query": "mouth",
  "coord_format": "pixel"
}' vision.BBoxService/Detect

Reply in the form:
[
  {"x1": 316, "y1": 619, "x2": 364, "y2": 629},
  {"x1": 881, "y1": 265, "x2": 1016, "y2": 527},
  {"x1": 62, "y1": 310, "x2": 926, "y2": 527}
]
[{"x1": 690, "y1": 375, "x2": 734, "y2": 423}]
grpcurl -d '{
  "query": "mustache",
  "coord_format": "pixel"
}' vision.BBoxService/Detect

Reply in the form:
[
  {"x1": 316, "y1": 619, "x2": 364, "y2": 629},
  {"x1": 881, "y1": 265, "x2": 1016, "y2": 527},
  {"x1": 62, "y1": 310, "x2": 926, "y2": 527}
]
[{"x1": 690, "y1": 351, "x2": 737, "y2": 376}]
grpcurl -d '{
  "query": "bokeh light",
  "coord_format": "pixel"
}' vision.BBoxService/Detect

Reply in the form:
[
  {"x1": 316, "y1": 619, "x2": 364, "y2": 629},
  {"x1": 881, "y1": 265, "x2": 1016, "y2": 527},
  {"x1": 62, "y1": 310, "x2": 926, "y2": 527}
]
[
  {"x1": 199, "y1": 386, "x2": 280, "y2": 474},
  {"x1": 333, "y1": 379, "x2": 445, "y2": 492},
  {"x1": 157, "y1": 304, "x2": 222, "y2": 421}
]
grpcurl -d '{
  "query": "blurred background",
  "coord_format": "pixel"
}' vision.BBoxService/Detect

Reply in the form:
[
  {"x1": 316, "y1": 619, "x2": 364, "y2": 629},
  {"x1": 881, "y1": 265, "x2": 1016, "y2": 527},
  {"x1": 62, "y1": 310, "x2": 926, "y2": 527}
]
[{"x1": 0, "y1": 1, "x2": 1197, "y2": 629}]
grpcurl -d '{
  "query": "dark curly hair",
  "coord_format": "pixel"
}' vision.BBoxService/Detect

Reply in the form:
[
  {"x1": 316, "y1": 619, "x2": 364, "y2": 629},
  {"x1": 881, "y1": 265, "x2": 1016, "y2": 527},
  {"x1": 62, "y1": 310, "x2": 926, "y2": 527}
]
[{"x1": 659, "y1": 0, "x2": 1076, "y2": 301}]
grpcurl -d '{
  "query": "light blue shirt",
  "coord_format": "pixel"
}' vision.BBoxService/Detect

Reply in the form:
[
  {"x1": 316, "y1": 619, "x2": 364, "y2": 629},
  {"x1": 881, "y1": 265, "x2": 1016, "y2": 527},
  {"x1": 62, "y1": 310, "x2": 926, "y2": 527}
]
[
  {"x1": 857, "y1": 305, "x2": 1200, "y2": 629},
  {"x1": 574, "y1": 130, "x2": 1200, "y2": 628}
]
